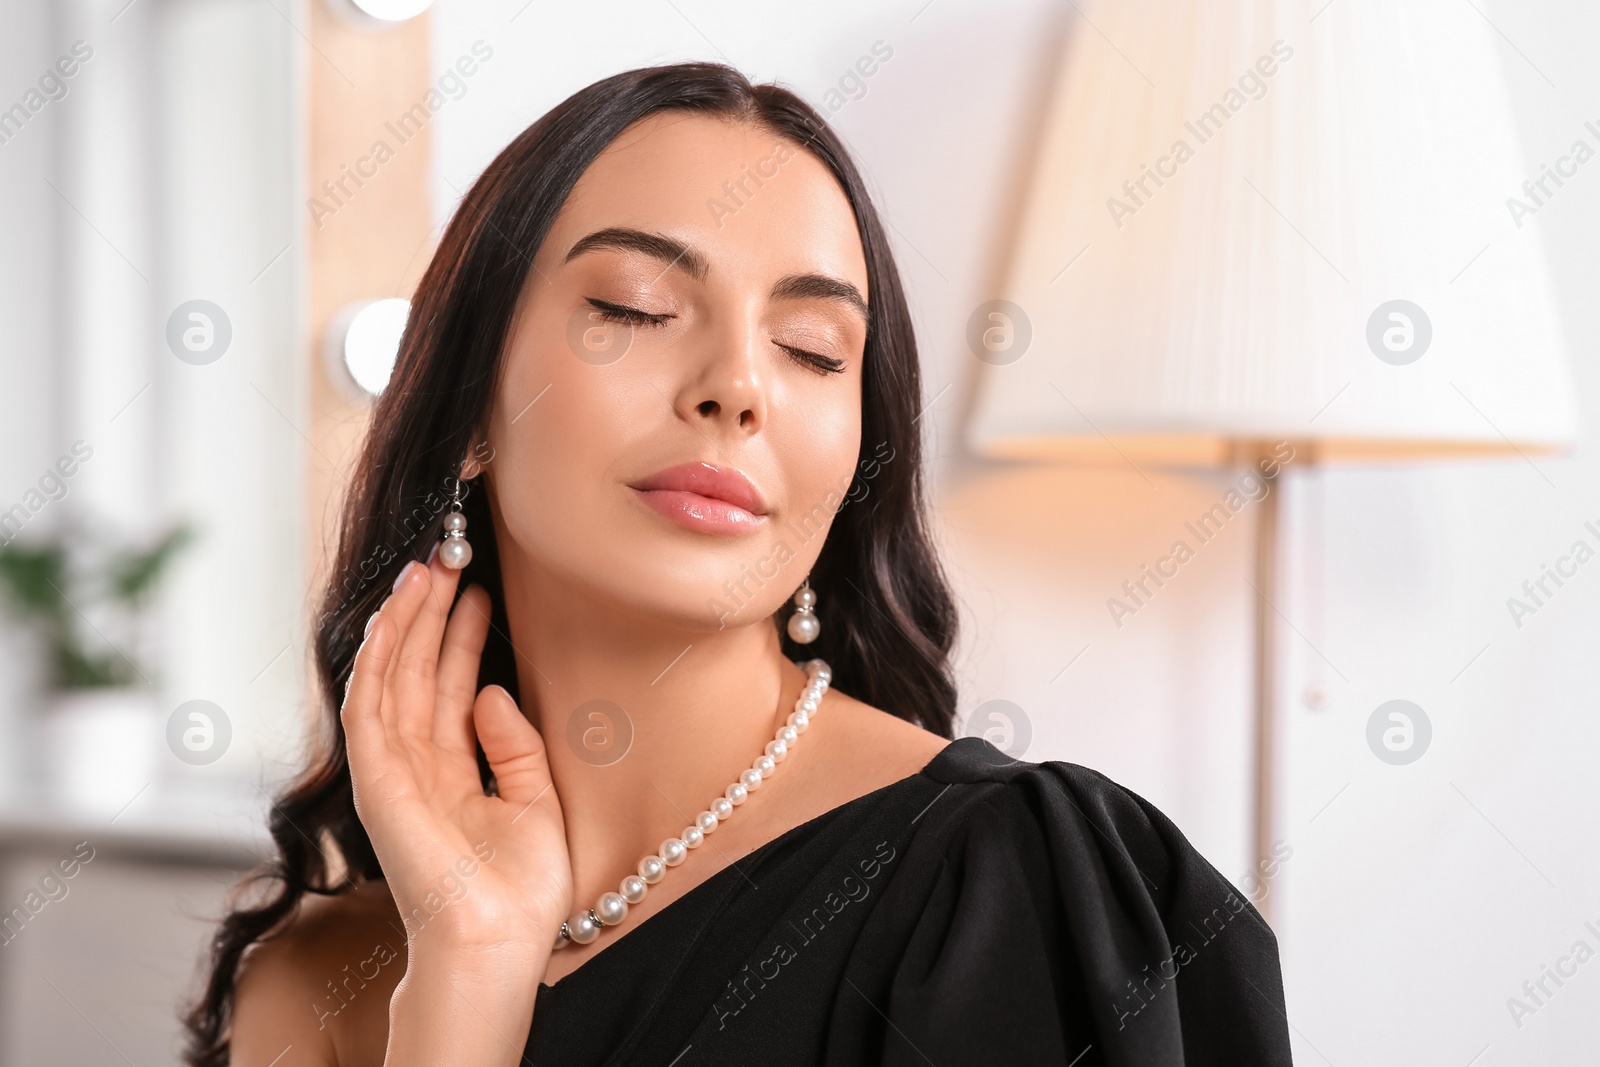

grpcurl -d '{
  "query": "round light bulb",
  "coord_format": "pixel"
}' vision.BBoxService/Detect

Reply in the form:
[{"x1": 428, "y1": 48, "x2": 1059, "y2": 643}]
[
  {"x1": 333, "y1": 298, "x2": 409, "y2": 398},
  {"x1": 346, "y1": 0, "x2": 433, "y2": 22}
]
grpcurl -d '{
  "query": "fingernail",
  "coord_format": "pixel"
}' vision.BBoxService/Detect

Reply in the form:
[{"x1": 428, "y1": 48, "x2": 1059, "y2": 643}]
[
  {"x1": 392, "y1": 560, "x2": 417, "y2": 592},
  {"x1": 426, "y1": 540, "x2": 440, "y2": 566},
  {"x1": 364, "y1": 611, "x2": 380, "y2": 638}
]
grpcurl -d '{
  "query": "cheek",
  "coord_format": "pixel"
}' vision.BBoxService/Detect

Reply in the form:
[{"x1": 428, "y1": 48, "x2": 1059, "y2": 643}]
[
  {"x1": 769, "y1": 379, "x2": 862, "y2": 521},
  {"x1": 488, "y1": 315, "x2": 651, "y2": 543}
]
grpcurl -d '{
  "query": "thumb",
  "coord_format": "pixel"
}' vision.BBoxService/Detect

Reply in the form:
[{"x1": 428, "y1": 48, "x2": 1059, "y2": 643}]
[{"x1": 474, "y1": 684, "x2": 553, "y2": 807}]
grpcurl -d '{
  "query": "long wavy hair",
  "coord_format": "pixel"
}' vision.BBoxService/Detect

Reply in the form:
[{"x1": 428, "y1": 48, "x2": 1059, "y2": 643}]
[{"x1": 182, "y1": 61, "x2": 957, "y2": 1064}]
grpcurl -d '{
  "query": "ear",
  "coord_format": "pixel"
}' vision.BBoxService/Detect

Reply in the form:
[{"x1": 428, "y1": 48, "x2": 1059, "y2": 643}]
[{"x1": 460, "y1": 441, "x2": 492, "y2": 480}]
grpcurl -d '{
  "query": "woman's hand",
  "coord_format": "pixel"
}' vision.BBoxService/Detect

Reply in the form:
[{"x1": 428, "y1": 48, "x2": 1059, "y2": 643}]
[{"x1": 341, "y1": 553, "x2": 571, "y2": 1064}]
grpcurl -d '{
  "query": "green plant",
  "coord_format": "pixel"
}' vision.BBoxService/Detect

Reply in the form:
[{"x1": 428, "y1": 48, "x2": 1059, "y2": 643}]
[{"x1": 0, "y1": 524, "x2": 194, "y2": 690}]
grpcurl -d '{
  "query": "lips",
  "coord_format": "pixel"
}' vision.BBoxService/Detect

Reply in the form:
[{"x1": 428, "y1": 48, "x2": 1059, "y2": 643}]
[{"x1": 630, "y1": 461, "x2": 769, "y2": 534}]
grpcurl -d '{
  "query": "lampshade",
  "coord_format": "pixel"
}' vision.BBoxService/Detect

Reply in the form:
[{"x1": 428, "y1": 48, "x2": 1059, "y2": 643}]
[{"x1": 968, "y1": 0, "x2": 1578, "y2": 465}]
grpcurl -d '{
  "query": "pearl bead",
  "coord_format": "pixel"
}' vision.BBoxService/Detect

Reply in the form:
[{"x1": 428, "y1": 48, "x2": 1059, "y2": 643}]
[
  {"x1": 711, "y1": 797, "x2": 733, "y2": 820},
  {"x1": 795, "y1": 586, "x2": 817, "y2": 609},
  {"x1": 766, "y1": 739, "x2": 787, "y2": 762},
  {"x1": 696, "y1": 810, "x2": 719, "y2": 834},
  {"x1": 567, "y1": 911, "x2": 601, "y2": 945},
  {"x1": 682, "y1": 825, "x2": 704, "y2": 848},
  {"x1": 595, "y1": 892, "x2": 629, "y2": 926},
  {"x1": 800, "y1": 697, "x2": 819, "y2": 714},
  {"x1": 661, "y1": 838, "x2": 687, "y2": 866},
  {"x1": 777, "y1": 726, "x2": 798, "y2": 746},
  {"x1": 787, "y1": 611, "x2": 820, "y2": 644},
  {"x1": 620, "y1": 875, "x2": 648, "y2": 903},
  {"x1": 788, "y1": 711, "x2": 809, "y2": 733},
  {"x1": 439, "y1": 536, "x2": 472, "y2": 570},
  {"x1": 443, "y1": 511, "x2": 467, "y2": 532},
  {"x1": 638, "y1": 855, "x2": 665, "y2": 883},
  {"x1": 726, "y1": 782, "x2": 748, "y2": 805},
  {"x1": 754, "y1": 755, "x2": 776, "y2": 778},
  {"x1": 740, "y1": 769, "x2": 763, "y2": 791}
]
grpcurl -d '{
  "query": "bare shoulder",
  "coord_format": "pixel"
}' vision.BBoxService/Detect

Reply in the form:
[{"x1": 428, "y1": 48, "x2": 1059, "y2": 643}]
[
  {"x1": 700, "y1": 683, "x2": 950, "y2": 873},
  {"x1": 811, "y1": 685, "x2": 953, "y2": 790},
  {"x1": 231, "y1": 879, "x2": 404, "y2": 1067}
]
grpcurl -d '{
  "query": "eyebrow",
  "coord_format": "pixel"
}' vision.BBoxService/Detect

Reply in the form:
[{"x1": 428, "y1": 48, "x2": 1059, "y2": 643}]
[
  {"x1": 564, "y1": 226, "x2": 869, "y2": 324},
  {"x1": 771, "y1": 272, "x2": 869, "y2": 324},
  {"x1": 565, "y1": 227, "x2": 709, "y2": 282}
]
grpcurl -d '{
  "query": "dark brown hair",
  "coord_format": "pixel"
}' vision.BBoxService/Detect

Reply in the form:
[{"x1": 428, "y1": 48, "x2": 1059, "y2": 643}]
[{"x1": 182, "y1": 61, "x2": 957, "y2": 1064}]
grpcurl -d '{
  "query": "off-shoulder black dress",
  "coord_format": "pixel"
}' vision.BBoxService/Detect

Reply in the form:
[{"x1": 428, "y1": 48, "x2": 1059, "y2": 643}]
[{"x1": 523, "y1": 736, "x2": 1294, "y2": 1065}]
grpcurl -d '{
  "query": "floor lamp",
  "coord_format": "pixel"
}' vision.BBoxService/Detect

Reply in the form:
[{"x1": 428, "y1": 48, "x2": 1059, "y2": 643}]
[{"x1": 966, "y1": 0, "x2": 1576, "y2": 924}]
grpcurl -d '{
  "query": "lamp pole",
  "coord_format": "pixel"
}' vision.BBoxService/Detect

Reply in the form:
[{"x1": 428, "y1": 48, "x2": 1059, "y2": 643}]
[{"x1": 1244, "y1": 439, "x2": 1299, "y2": 929}]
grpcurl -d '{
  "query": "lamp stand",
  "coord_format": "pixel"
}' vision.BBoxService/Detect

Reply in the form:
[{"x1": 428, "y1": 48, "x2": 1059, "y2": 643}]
[{"x1": 1248, "y1": 442, "x2": 1284, "y2": 929}]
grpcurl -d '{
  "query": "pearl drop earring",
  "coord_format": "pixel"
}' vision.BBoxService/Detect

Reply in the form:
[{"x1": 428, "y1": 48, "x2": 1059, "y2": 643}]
[
  {"x1": 787, "y1": 578, "x2": 820, "y2": 644},
  {"x1": 439, "y1": 476, "x2": 473, "y2": 570}
]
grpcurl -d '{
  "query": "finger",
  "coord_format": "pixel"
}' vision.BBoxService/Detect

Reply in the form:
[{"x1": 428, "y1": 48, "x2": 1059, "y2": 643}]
[
  {"x1": 473, "y1": 685, "x2": 555, "y2": 811},
  {"x1": 434, "y1": 584, "x2": 492, "y2": 756},
  {"x1": 374, "y1": 559, "x2": 439, "y2": 734},
  {"x1": 392, "y1": 550, "x2": 464, "y2": 739},
  {"x1": 341, "y1": 613, "x2": 405, "y2": 802}
]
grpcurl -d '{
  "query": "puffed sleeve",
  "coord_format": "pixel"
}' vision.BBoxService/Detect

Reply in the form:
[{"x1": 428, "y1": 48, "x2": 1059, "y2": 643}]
[{"x1": 828, "y1": 758, "x2": 1294, "y2": 1066}]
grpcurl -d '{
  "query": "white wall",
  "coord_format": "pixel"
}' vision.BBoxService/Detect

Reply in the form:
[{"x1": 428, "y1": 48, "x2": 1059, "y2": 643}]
[
  {"x1": 1277, "y1": 3, "x2": 1600, "y2": 1060},
  {"x1": 430, "y1": 2, "x2": 1599, "y2": 1064}
]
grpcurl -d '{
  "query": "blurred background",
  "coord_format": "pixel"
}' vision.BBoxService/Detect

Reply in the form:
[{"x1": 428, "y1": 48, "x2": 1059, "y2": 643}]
[{"x1": 1, "y1": 0, "x2": 1596, "y2": 1063}]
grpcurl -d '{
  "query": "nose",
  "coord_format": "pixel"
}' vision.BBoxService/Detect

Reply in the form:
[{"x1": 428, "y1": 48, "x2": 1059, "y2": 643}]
[{"x1": 675, "y1": 317, "x2": 767, "y2": 436}]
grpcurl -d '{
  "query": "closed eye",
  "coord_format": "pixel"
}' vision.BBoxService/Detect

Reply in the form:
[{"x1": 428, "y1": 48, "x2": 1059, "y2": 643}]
[
  {"x1": 777, "y1": 343, "x2": 846, "y2": 375},
  {"x1": 586, "y1": 299, "x2": 844, "y2": 373},
  {"x1": 584, "y1": 298, "x2": 674, "y2": 326}
]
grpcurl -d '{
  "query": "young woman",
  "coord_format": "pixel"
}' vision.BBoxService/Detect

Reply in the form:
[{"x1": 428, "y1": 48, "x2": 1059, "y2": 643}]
[{"x1": 185, "y1": 63, "x2": 1292, "y2": 1066}]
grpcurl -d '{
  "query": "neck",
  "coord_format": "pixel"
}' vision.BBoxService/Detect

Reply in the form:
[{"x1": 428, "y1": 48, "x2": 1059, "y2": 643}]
[{"x1": 496, "y1": 554, "x2": 808, "y2": 903}]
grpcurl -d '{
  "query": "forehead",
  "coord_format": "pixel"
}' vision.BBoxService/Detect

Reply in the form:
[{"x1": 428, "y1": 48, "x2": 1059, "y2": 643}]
[{"x1": 547, "y1": 111, "x2": 869, "y2": 294}]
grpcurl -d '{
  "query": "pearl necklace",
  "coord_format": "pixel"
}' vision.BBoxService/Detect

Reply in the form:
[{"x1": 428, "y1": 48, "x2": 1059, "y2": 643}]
[{"x1": 552, "y1": 658, "x2": 832, "y2": 949}]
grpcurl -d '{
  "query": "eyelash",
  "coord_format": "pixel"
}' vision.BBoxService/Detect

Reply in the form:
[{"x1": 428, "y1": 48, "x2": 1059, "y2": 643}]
[
  {"x1": 586, "y1": 298, "x2": 672, "y2": 327},
  {"x1": 584, "y1": 299, "x2": 847, "y2": 375},
  {"x1": 776, "y1": 344, "x2": 846, "y2": 375}
]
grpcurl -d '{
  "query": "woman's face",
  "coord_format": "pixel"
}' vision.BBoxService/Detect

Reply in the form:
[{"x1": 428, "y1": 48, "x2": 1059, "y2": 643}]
[{"x1": 483, "y1": 112, "x2": 868, "y2": 631}]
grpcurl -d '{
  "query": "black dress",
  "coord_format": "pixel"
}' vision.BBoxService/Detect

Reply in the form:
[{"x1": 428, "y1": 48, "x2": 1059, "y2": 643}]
[{"x1": 523, "y1": 736, "x2": 1294, "y2": 1065}]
